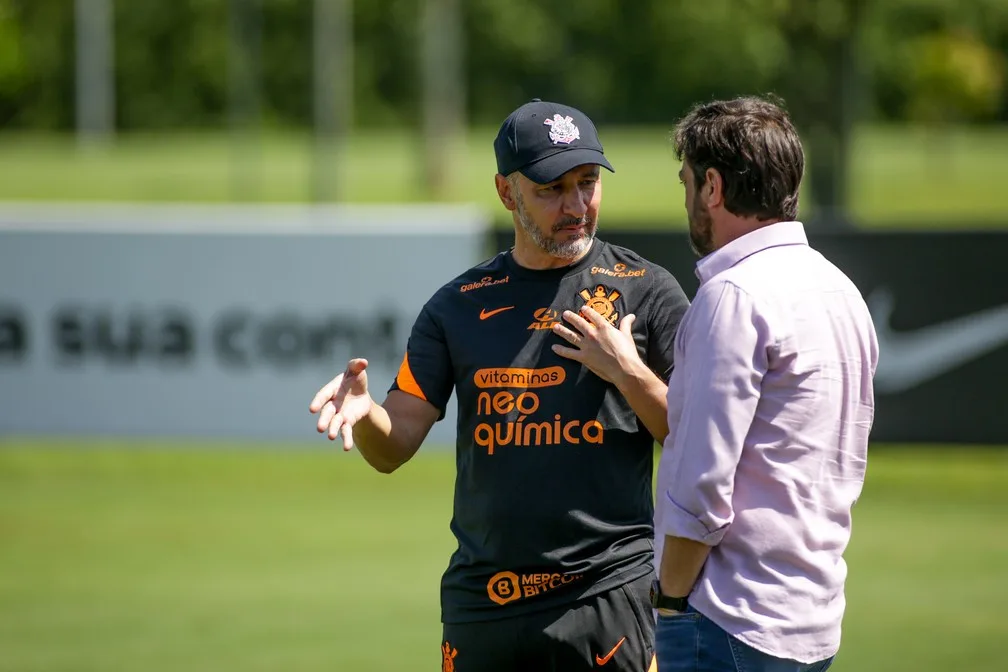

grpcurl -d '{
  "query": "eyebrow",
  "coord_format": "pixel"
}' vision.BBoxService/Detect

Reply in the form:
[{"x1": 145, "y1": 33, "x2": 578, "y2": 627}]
[{"x1": 541, "y1": 168, "x2": 601, "y2": 188}]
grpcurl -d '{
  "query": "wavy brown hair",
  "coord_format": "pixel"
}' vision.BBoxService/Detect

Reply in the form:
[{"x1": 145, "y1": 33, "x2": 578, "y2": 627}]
[{"x1": 673, "y1": 95, "x2": 805, "y2": 221}]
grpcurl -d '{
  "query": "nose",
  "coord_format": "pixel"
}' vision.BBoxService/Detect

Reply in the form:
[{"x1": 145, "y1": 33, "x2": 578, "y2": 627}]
[{"x1": 561, "y1": 185, "x2": 588, "y2": 220}]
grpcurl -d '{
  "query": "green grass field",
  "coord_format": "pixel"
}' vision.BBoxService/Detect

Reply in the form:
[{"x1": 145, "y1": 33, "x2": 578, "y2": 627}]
[
  {"x1": 1, "y1": 124, "x2": 1006, "y2": 669},
  {"x1": 1, "y1": 442, "x2": 1006, "y2": 672},
  {"x1": 2, "y1": 125, "x2": 1008, "y2": 227}
]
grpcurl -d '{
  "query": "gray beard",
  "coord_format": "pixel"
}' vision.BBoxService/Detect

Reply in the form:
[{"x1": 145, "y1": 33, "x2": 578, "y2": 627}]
[{"x1": 517, "y1": 205, "x2": 594, "y2": 260}]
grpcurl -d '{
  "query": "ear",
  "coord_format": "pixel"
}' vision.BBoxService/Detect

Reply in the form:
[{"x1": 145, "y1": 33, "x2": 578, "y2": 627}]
[
  {"x1": 495, "y1": 174, "x2": 517, "y2": 212},
  {"x1": 704, "y1": 167, "x2": 724, "y2": 208}
]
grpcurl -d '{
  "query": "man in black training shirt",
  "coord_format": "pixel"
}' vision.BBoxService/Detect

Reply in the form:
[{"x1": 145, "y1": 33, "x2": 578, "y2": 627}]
[{"x1": 309, "y1": 99, "x2": 690, "y2": 672}]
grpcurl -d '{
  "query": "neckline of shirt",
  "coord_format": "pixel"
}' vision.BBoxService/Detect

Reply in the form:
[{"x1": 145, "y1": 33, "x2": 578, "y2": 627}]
[
  {"x1": 695, "y1": 221, "x2": 808, "y2": 284},
  {"x1": 503, "y1": 238, "x2": 607, "y2": 280}
]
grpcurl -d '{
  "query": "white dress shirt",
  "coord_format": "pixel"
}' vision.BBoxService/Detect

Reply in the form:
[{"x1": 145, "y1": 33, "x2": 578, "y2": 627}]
[{"x1": 655, "y1": 221, "x2": 879, "y2": 663}]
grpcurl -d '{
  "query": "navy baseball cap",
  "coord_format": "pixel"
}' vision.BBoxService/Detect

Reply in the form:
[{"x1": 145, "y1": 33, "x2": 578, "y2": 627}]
[{"x1": 494, "y1": 99, "x2": 614, "y2": 185}]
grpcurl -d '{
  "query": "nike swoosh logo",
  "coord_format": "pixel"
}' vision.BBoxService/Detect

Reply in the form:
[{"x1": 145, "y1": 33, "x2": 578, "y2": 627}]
[
  {"x1": 595, "y1": 636, "x2": 626, "y2": 666},
  {"x1": 868, "y1": 288, "x2": 1008, "y2": 393},
  {"x1": 479, "y1": 306, "x2": 514, "y2": 320}
]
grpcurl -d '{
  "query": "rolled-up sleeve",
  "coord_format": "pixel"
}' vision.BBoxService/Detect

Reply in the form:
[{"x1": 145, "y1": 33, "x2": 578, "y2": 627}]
[{"x1": 658, "y1": 279, "x2": 770, "y2": 546}]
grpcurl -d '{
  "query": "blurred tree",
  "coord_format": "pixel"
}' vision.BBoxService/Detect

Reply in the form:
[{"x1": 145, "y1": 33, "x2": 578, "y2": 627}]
[
  {"x1": 627, "y1": 0, "x2": 788, "y2": 124},
  {"x1": 905, "y1": 31, "x2": 1005, "y2": 124},
  {"x1": 75, "y1": 0, "x2": 115, "y2": 147},
  {"x1": 114, "y1": 0, "x2": 229, "y2": 129},
  {"x1": 312, "y1": 0, "x2": 354, "y2": 202},
  {"x1": 464, "y1": 0, "x2": 789, "y2": 126},
  {"x1": 866, "y1": 0, "x2": 1008, "y2": 123},
  {"x1": 8, "y1": 0, "x2": 74, "y2": 129},
  {"x1": 2, "y1": 0, "x2": 1007, "y2": 141},
  {"x1": 0, "y1": 0, "x2": 26, "y2": 127},
  {"x1": 350, "y1": 0, "x2": 419, "y2": 127},
  {"x1": 228, "y1": 0, "x2": 262, "y2": 200},
  {"x1": 420, "y1": 0, "x2": 464, "y2": 199},
  {"x1": 765, "y1": 0, "x2": 868, "y2": 228}
]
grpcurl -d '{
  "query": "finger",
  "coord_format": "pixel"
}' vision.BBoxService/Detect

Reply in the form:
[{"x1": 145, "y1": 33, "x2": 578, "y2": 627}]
[
  {"x1": 331, "y1": 359, "x2": 370, "y2": 409},
  {"x1": 340, "y1": 423, "x2": 354, "y2": 452},
  {"x1": 551, "y1": 323, "x2": 584, "y2": 346},
  {"x1": 331, "y1": 368, "x2": 364, "y2": 409},
  {"x1": 578, "y1": 304, "x2": 609, "y2": 328},
  {"x1": 316, "y1": 400, "x2": 336, "y2": 433},
  {"x1": 347, "y1": 358, "x2": 369, "y2": 376},
  {"x1": 551, "y1": 343, "x2": 583, "y2": 360},
  {"x1": 619, "y1": 313, "x2": 636, "y2": 336},
  {"x1": 309, "y1": 374, "x2": 343, "y2": 413},
  {"x1": 561, "y1": 309, "x2": 594, "y2": 334},
  {"x1": 327, "y1": 412, "x2": 344, "y2": 441}
]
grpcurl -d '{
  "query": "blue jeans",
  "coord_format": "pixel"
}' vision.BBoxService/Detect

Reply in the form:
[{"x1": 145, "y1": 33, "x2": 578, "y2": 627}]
[{"x1": 655, "y1": 606, "x2": 835, "y2": 672}]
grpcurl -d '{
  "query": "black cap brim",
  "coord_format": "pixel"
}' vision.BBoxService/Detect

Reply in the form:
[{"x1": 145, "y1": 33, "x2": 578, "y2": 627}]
[{"x1": 518, "y1": 148, "x2": 615, "y2": 185}]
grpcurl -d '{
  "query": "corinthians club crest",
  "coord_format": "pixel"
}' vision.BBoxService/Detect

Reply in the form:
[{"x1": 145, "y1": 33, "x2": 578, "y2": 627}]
[
  {"x1": 544, "y1": 114, "x2": 580, "y2": 145},
  {"x1": 579, "y1": 285, "x2": 621, "y2": 325}
]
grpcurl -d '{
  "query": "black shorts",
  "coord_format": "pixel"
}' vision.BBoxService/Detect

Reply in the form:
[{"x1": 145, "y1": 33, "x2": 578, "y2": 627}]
[{"x1": 440, "y1": 572, "x2": 657, "y2": 672}]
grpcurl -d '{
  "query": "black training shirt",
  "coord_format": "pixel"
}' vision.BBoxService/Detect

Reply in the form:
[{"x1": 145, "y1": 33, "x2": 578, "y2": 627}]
[{"x1": 389, "y1": 238, "x2": 690, "y2": 623}]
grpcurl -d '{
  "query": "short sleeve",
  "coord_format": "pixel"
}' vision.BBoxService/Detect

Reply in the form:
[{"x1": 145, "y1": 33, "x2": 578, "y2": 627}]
[
  {"x1": 388, "y1": 303, "x2": 454, "y2": 420},
  {"x1": 645, "y1": 268, "x2": 691, "y2": 381}
]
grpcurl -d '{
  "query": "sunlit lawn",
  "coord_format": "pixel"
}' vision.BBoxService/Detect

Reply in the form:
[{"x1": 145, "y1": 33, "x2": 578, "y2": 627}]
[{"x1": 1, "y1": 125, "x2": 1007, "y2": 228}]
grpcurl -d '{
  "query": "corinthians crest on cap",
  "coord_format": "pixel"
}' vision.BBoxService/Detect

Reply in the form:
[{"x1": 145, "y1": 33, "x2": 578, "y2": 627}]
[{"x1": 544, "y1": 114, "x2": 580, "y2": 145}]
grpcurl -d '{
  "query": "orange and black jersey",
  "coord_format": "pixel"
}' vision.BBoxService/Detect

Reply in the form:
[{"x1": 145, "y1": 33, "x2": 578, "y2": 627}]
[{"x1": 389, "y1": 239, "x2": 690, "y2": 623}]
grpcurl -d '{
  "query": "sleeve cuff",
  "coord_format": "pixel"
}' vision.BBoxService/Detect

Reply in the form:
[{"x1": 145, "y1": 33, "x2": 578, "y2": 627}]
[{"x1": 658, "y1": 492, "x2": 730, "y2": 546}]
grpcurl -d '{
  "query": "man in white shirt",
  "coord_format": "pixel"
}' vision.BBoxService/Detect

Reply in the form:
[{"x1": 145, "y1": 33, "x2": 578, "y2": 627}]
[{"x1": 650, "y1": 96, "x2": 879, "y2": 672}]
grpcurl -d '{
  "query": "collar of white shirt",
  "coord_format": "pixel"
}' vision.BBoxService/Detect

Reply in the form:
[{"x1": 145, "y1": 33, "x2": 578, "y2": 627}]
[{"x1": 694, "y1": 220, "x2": 808, "y2": 284}]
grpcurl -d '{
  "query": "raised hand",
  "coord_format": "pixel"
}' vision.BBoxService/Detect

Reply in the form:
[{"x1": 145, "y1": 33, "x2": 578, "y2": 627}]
[{"x1": 308, "y1": 358, "x2": 374, "y2": 450}]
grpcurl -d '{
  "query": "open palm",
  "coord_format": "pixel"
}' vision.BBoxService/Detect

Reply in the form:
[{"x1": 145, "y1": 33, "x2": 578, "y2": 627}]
[{"x1": 309, "y1": 358, "x2": 374, "y2": 449}]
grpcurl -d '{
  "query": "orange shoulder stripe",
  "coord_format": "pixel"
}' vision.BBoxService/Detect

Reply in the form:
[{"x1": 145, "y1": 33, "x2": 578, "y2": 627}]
[{"x1": 395, "y1": 353, "x2": 428, "y2": 401}]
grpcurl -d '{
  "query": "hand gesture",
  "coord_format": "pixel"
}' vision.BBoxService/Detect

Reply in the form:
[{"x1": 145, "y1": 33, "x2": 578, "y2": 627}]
[
  {"x1": 308, "y1": 358, "x2": 374, "y2": 450},
  {"x1": 551, "y1": 306, "x2": 641, "y2": 385}
]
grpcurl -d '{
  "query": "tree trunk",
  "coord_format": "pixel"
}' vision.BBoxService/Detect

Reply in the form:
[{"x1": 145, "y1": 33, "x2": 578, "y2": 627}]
[{"x1": 780, "y1": 0, "x2": 865, "y2": 229}]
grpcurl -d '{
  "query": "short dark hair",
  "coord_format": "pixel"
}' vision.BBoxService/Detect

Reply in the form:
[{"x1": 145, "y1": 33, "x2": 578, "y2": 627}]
[{"x1": 672, "y1": 95, "x2": 804, "y2": 221}]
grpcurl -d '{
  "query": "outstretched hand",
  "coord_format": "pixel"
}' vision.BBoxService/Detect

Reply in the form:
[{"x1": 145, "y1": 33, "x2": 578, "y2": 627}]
[{"x1": 309, "y1": 358, "x2": 374, "y2": 450}]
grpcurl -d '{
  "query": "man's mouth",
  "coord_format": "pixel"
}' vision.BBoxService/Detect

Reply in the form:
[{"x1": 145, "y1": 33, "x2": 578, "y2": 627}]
[{"x1": 556, "y1": 220, "x2": 589, "y2": 232}]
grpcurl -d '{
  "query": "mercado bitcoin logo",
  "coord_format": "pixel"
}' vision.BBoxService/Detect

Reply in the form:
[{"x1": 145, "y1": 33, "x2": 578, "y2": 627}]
[
  {"x1": 580, "y1": 285, "x2": 621, "y2": 324},
  {"x1": 487, "y1": 571, "x2": 521, "y2": 605},
  {"x1": 473, "y1": 367, "x2": 604, "y2": 455},
  {"x1": 460, "y1": 275, "x2": 510, "y2": 293},
  {"x1": 487, "y1": 570, "x2": 584, "y2": 606}
]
